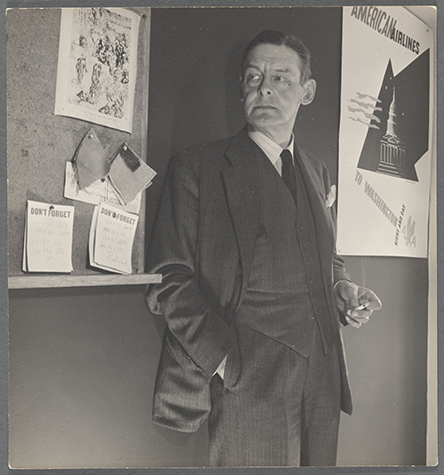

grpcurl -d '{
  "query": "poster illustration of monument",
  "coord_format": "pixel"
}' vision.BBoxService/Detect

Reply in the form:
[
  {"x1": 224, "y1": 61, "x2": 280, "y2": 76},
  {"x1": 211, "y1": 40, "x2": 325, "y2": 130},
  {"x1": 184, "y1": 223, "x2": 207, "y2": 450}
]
[{"x1": 337, "y1": 6, "x2": 434, "y2": 257}]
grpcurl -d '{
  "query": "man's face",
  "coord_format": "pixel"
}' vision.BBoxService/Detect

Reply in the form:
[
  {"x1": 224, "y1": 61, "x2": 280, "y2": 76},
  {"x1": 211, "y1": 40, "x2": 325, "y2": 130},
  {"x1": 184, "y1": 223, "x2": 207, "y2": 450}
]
[{"x1": 241, "y1": 43, "x2": 315, "y2": 145}]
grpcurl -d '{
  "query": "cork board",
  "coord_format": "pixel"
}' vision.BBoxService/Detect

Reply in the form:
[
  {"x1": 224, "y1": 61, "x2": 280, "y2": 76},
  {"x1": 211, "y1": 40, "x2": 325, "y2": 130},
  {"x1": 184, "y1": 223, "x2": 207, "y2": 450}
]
[{"x1": 7, "y1": 8, "x2": 151, "y2": 280}]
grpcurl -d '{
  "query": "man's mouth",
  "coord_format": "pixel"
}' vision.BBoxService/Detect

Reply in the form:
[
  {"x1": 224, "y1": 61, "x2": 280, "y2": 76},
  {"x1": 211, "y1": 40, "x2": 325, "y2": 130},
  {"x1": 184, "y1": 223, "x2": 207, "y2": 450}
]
[{"x1": 253, "y1": 105, "x2": 277, "y2": 110}]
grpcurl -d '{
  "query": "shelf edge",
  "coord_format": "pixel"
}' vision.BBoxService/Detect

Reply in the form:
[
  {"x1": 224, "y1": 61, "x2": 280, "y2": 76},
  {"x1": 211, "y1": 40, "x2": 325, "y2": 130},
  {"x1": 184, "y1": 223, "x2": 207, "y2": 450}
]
[{"x1": 8, "y1": 274, "x2": 162, "y2": 289}]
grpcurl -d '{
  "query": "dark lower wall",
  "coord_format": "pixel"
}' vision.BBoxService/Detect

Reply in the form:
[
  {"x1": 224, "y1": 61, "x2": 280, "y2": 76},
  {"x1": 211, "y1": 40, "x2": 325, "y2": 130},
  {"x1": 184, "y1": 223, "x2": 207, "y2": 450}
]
[
  {"x1": 9, "y1": 286, "x2": 208, "y2": 469},
  {"x1": 8, "y1": 255, "x2": 429, "y2": 468},
  {"x1": 8, "y1": 6, "x2": 428, "y2": 469}
]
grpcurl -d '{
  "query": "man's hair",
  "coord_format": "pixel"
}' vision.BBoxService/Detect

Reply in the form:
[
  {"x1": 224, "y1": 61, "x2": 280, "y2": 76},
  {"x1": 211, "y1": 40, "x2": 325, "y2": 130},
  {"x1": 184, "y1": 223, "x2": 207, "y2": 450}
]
[{"x1": 241, "y1": 29, "x2": 312, "y2": 85}]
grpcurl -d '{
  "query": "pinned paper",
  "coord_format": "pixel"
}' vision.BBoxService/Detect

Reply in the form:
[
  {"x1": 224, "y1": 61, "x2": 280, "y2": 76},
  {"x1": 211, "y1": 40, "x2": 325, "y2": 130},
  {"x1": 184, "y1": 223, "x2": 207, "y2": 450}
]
[
  {"x1": 65, "y1": 134, "x2": 155, "y2": 213},
  {"x1": 108, "y1": 144, "x2": 156, "y2": 205},
  {"x1": 64, "y1": 161, "x2": 142, "y2": 214},
  {"x1": 73, "y1": 128, "x2": 109, "y2": 189},
  {"x1": 54, "y1": 8, "x2": 140, "y2": 133},
  {"x1": 89, "y1": 202, "x2": 139, "y2": 274},
  {"x1": 22, "y1": 200, "x2": 74, "y2": 273}
]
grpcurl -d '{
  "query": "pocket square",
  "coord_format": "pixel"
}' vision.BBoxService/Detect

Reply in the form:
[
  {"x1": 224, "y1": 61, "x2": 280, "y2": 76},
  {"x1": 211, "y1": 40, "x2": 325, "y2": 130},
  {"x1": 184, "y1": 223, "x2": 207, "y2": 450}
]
[{"x1": 326, "y1": 185, "x2": 336, "y2": 208}]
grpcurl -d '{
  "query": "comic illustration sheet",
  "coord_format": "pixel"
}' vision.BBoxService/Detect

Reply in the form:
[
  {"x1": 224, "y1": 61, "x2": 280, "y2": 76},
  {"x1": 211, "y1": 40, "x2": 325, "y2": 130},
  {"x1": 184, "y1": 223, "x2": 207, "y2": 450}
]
[{"x1": 54, "y1": 7, "x2": 140, "y2": 133}]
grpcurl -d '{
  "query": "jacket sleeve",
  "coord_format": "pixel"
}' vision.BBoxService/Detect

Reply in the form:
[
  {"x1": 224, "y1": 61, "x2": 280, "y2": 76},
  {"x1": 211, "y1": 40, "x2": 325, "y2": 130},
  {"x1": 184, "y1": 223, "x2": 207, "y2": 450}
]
[
  {"x1": 320, "y1": 161, "x2": 351, "y2": 284},
  {"x1": 321, "y1": 162, "x2": 351, "y2": 326},
  {"x1": 145, "y1": 153, "x2": 234, "y2": 380}
]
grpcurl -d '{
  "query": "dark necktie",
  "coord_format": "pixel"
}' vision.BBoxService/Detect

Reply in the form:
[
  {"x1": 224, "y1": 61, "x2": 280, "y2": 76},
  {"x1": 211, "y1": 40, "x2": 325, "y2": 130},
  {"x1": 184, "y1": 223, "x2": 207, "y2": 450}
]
[{"x1": 280, "y1": 149, "x2": 297, "y2": 204}]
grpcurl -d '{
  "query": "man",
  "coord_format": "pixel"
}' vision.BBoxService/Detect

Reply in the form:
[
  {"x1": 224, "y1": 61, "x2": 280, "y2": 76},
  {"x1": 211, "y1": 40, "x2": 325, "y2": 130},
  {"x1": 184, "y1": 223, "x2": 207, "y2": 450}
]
[{"x1": 145, "y1": 29, "x2": 382, "y2": 467}]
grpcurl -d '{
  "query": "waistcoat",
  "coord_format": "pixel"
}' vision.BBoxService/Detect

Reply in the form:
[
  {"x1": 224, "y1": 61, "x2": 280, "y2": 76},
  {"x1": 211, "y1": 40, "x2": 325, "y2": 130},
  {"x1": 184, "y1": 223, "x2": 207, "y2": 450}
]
[{"x1": 235, "y1": 144, "x2": 335, "y2": 357}]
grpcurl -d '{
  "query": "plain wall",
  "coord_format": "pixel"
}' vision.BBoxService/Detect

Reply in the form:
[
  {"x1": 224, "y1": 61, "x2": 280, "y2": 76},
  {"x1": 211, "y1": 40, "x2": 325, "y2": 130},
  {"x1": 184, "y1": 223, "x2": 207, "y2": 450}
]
[{"x1": 9, "y1": 7, "x2": 429, "y2": 469}]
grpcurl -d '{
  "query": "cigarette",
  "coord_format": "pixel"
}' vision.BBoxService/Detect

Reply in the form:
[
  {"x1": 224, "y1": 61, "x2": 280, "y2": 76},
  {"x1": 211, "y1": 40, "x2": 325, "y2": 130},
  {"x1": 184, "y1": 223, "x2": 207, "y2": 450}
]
[{"x1": 354, "y1": 303, "x2": 369, "y2": 311}]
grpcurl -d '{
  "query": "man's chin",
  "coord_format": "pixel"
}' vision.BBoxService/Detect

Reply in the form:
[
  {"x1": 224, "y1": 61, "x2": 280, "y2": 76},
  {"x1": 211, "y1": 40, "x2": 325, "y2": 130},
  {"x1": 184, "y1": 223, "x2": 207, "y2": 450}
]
[{"x1": 248, "y1": 116, "x2": 280, "y2": 131}]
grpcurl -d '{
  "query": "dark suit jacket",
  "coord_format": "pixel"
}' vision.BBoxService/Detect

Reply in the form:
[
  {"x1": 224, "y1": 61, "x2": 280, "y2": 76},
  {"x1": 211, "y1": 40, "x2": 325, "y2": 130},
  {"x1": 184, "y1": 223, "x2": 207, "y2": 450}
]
[{"x1": 146, "y1": 126, "x2": 352, "y2": 432}]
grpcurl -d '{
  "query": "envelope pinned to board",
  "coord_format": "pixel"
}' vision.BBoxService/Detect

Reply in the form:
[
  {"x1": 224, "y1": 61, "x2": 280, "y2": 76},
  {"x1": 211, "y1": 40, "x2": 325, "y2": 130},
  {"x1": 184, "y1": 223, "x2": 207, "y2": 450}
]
[
  {"x1": 72, "y1": 128, "x2": 109, "y2": 190},
  {"x1": 108, "y1": 143, "x2": 156, "y2": 206},
  {"x1": 65, "y1": 129, "x2": 156, "y2": 214}
]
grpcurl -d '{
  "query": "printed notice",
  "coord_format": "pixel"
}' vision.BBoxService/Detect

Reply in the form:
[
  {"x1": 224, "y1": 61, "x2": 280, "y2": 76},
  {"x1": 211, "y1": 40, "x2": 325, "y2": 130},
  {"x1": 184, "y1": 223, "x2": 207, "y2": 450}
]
[
  {"x1": 89, "y1": 202, "x2": 138, "y2": 274},
  {"x1": 22, "y1": 200, "x2": 75, "y2": 273}
]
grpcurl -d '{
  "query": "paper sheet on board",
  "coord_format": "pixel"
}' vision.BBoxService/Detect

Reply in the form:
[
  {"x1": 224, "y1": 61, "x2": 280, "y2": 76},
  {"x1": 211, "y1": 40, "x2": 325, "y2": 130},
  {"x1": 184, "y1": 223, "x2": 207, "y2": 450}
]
[
  {"x1": 89, "y1": 202, "x2": 139, "y2": 274},
  {"x1": 22, "y1": 200, "x2": 74, "y2": 273},
  {"x1": 54, "y1": 8, "x2": 140, "y2": 133}
]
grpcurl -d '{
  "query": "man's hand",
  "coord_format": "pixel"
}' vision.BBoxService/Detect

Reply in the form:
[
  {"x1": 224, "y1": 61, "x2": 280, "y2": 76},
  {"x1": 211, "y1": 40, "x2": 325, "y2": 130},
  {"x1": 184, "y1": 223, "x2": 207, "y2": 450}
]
[{"x1": 335, "y1": 281, "x2": 382, "y2": 329}]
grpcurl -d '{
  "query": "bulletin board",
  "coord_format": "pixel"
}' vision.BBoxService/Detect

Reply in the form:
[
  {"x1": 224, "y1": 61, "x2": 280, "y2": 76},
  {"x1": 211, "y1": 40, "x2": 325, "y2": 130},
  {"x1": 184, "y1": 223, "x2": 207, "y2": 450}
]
[{"x1": 7, "y1": 8, "x2": 160, "y2": 288}]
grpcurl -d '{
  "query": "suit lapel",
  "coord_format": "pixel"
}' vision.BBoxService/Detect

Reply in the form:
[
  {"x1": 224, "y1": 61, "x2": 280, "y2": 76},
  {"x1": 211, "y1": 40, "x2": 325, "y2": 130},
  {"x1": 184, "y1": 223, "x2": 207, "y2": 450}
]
[
  {"x1": 296, "y1": 146, "x2": 335, "y2": 279},
  {"x1": 221, "y1": 131, "x2": 337, "y2": 310},
  {"x1": 222, "y1": 129, "x2": 260, "y2": 310}
]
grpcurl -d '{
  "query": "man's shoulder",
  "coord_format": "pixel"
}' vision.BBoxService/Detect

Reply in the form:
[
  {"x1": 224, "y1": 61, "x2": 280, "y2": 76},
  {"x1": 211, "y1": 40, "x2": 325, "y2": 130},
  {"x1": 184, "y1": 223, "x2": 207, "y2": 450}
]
[
  {"x1": 170, "y1": 128, "x2": 249, "y2": 173},
  {"x1": 297, "y1": 146, "x2": 326, "y2": 170},
  {"x1": 179, "y1": 135, "x2": 235, "y2": 161}
]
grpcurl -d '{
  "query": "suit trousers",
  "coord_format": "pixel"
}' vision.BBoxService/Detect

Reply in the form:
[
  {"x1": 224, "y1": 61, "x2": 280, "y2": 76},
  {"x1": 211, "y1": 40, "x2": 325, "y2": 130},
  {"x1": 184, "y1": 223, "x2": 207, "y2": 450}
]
[{"x1": 208, "y1": 320, "x2": 341, "y2": 467}]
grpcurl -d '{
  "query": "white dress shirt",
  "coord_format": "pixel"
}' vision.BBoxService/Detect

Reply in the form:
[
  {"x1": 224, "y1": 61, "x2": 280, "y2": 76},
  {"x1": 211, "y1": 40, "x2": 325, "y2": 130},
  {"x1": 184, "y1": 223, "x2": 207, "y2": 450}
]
[{"x1": 248, "y1": 127, "x2": 295, "y2": 175}]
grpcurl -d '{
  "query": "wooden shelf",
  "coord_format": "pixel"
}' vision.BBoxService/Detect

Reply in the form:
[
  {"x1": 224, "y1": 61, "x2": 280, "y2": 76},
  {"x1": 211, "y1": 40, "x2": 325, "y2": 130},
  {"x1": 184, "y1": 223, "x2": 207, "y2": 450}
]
[{"x1": 8, "y1": 273, "x2": 162, "y2": 289}]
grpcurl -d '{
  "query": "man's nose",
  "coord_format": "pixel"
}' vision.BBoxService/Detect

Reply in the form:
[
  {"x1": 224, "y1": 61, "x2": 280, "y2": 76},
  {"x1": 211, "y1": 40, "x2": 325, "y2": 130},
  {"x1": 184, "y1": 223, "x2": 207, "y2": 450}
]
[{"x1": 258, "y1": 75, "x2": 272, "y2": 95}]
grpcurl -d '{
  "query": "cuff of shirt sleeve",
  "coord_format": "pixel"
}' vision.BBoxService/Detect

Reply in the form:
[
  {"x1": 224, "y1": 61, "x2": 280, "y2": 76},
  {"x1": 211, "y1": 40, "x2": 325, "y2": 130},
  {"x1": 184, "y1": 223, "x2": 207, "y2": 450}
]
[
  {"x1": 334, "y1": 280, "x2": 351, "y2": 327},
  {"x1": 334, "y1": 279, "x2": 350, "y2": 290}
]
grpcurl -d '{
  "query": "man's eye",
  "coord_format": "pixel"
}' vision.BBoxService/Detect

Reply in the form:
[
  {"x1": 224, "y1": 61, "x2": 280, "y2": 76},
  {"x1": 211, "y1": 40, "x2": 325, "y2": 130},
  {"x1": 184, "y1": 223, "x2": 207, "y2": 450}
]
[
  {"x1": 247, "y1": 74, "x2": 261, "y2": 83},
  {"x1": 274, "y1": 76, "x2": 289, "y2": 83}
]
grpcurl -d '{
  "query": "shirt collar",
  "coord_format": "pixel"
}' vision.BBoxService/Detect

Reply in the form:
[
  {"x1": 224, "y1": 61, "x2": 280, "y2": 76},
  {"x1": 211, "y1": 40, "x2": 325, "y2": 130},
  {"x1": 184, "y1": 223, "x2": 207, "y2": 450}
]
[{"x1": 248, "y1": 127, "x2": 294, "y2": 173}]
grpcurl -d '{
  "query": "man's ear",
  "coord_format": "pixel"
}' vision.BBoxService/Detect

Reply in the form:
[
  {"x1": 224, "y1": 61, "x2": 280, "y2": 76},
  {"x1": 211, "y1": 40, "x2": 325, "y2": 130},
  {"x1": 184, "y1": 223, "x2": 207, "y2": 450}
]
[{"x1": 301, "y1": 78, "x2": 316, "y2": 105}]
